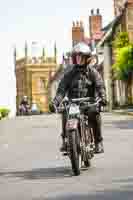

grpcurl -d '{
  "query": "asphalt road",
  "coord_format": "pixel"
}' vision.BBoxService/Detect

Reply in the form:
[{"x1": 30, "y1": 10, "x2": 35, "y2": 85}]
[{"x1": 0, "y1": 113, "x2": 133, "y2": 200}]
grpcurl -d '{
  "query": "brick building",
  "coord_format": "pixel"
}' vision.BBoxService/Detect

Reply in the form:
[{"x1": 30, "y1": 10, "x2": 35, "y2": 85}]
[{"x1": 72, "y1": 9, "x2": 104, "y2": 48}]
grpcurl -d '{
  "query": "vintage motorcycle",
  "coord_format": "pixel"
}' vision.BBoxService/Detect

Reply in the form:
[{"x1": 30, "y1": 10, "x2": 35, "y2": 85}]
[{"x1": 58, "y1": 97, "x2": 101, "y2": 176}]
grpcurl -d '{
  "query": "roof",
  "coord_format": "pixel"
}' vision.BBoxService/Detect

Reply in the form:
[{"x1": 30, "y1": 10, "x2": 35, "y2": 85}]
[
  {"x1": 97, "y1": 13, "x2": 123, "y2": 47},
  {"x1": 97, "y1": 1, "x2": 129, "y2": 47},
  {"x1": 102, "y1": 14, "x2": 122, "y2": 32},
  {"x1": 102, "y1": 20, "x2": 115, "y2": 32}
]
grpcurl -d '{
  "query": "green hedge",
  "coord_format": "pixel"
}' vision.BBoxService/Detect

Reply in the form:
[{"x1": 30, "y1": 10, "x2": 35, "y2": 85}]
[{"x1": 0, "y1": 108, "x2": 10, "y2": 119}]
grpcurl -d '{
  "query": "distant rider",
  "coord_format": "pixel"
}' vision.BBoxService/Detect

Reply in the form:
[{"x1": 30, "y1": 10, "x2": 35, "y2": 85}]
[{"x1": 19, "y1": 96, "x2": 30, "y2": 114}]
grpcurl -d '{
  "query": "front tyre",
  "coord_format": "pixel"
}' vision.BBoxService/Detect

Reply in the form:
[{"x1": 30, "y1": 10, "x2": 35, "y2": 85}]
[{"x1": 68, "y1": 130, "x2": 80, "y2": 176}]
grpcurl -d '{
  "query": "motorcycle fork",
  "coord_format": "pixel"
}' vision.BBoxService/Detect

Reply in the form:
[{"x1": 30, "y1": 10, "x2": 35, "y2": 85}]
[
  {"x1": 80, "y1": 115, "x2": 94, "y2": 161},
  {"x1": 65, "y1": 117, "x2": 80, "y2": 156}
]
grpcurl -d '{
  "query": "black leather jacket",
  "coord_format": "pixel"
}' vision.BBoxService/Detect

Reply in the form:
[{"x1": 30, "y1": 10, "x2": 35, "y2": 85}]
[{"x1": 54, "y1": 64, "x2": 106, "y2": 106}]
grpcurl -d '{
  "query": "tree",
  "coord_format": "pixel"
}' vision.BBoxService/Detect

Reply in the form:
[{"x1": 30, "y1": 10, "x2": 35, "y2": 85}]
[
  {"x1": 113, "y1": 45, "x2": 133, "y2": 80},
  {"x1": 113, "y1": 32, "x2": 133, "y2": 104},
  {"x1": 112, "y1": 32, "x2": 132, "y2": 80},
  {"x1": 112, "y1": 32, "x2": 129, "y2": 49}
]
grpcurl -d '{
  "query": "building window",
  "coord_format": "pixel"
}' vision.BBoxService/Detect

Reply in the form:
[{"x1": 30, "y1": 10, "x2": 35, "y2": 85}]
[{"x1": 38, "y1": 78, "x2": 48, "y2": 92}]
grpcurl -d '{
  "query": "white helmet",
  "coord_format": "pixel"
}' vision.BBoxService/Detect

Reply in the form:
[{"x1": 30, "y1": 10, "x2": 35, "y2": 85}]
[
  {"x1": 71, "y1": 42, "x2": 92, "y2": 56},
  {"x1": 23, "y1": 96, "x2": 28, "y2": 100}
]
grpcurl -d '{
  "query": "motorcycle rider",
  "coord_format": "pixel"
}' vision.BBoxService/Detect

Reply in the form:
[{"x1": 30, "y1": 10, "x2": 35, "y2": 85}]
[
  {"x1": 19, "y1": 96, "x2": 30, "y2": 114},
  {"x1": 50, "y1": 42, "x2": 107, "y2": 154}
]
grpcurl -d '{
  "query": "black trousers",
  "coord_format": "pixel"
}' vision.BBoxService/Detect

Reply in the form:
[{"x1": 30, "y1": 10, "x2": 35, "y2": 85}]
[{"x1": 61, "y1": 111, "x2": 103, "y2": 144}]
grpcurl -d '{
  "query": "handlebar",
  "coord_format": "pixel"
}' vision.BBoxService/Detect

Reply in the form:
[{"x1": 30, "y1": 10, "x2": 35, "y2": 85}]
[
  {"x1": 57, "y1": 97, "x2": 102, "y2": 113},
  {"x1": 71, "y1": 97, "x2": 91, "y2": 103},
  {"x1": 71, "y1": 97, "x2": 102, "y2": 106},
  {"x1": 86, "y1": 98, "x2": 102, "y2": 107},
  {"x1": 63, "y1": 97, "x2": 101, "y2": 104}
]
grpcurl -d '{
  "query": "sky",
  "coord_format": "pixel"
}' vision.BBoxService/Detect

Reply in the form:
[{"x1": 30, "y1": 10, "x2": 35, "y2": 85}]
[{"x1": 0, "y1": 0, "x2": 114, "y2": 116}]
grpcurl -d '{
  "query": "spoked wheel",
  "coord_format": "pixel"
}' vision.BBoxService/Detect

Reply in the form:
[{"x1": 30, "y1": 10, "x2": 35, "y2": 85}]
[
  {"x1": 68, "y1": 130, "x2": 80, "y2": 176},
  {"x1": 81, "y1": 150, "x2": 91, "y2": 168},
  {"x1": 83, "y1": 127, "x2": 92, "y2": 168}
]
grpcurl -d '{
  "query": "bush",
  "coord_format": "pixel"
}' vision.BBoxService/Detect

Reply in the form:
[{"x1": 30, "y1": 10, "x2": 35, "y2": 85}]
[
  {"x1": 112, "y1": 32, "x2": 133, "y2": 80},
  {"x1": 113, "y1": 45, "x2": 133, "y2": 80},
  {"x1": 0, "y1": 108, "x2": 10, "y2": 119}
]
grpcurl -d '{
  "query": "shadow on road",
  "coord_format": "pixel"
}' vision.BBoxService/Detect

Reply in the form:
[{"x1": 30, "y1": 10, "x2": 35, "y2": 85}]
[
  {"x1": 41, "y1": 190, "x2": 133, "y2": 200},
  {"x1": 32, "y1": 179, "x2": 133, "y2": 200},
  {"x1": 0, "y1": 166, "x2": 72, "y2": 180}
]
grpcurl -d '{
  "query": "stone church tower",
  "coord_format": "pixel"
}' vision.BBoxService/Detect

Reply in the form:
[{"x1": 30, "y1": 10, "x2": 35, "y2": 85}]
[{"x1": 14, "y1": 42, "x2": 58, "y2": 113}]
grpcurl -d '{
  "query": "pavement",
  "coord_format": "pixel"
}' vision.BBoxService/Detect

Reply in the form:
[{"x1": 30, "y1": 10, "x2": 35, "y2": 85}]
[
  {"x1": 0, "y1": 113, "x2": 133, "y2": 200},
  {"x1": 112, "y1": 108, "x2": 133, "y2": 116}
]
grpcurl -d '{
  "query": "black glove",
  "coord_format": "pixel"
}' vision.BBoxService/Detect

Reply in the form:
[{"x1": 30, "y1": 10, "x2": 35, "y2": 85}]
[
  {"x1": 49, "y1": 101, "x2": 57, "y2": 113},
  {"x1": 100, "y1": 98, "x2": 107, "y2": 106}
]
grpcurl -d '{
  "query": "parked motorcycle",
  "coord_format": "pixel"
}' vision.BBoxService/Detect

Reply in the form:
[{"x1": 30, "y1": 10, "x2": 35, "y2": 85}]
[{"x1": 58, "y1": 96, "x2": 101, "y2": 176}]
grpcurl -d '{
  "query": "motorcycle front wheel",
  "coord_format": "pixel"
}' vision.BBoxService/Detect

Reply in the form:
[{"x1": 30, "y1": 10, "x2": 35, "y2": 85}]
[{"x1": 68, "y1": 130, "x2": 80, "y2": 176}]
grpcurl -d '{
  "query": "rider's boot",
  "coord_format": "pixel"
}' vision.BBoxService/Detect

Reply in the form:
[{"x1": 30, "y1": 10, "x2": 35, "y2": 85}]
[
  {"x1": 60, "y1": 112, "x2": 67, "y2": 152},
  {"x1": 60, "y1": 134, "x2": 67, "y2": 152},
  {"x1": 93, "y1": 114, "x2": 104, "y2": 154},
  {"x1": 95, "y1": 141, "x2": 104, "y2": 154}
]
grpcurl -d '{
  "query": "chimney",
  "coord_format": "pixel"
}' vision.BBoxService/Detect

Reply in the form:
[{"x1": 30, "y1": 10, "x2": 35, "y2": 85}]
[
  {"x1": 72, "y1": 20, "x2": 84, "y2": 47},
  {"x1": 89, "y1": 9, "x2": 102, "y2": 37}
]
